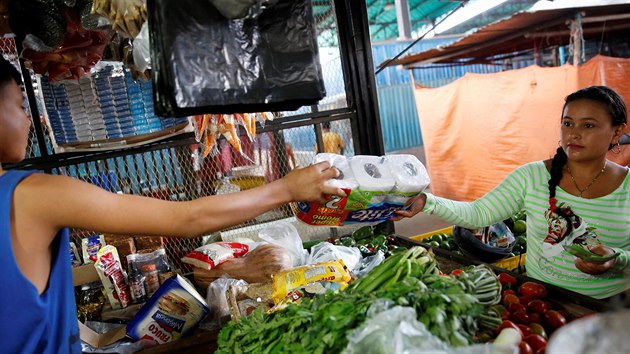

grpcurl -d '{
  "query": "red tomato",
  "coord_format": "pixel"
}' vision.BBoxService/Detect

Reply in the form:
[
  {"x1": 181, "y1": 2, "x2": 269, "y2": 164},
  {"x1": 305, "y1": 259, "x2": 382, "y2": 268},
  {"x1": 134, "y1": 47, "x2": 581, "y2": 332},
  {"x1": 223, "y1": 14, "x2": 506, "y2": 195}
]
[
  {"x1": 508, "y1": 303, "x2": 527, "y2": 314},
  {"x1": 517, "y1": 324, "x2": 533, "y2": 337},
  {"x1": 496, "y1": 320, "x2": 523, "y2": 337},
  {"x1": 527, "y1": 300, "x2": 550, "y2": 315},
  {"x1": 519, "y1": 282, "x2": 547, "y2": 299},
  {"x1": 529, "y1": 313, "x2": 542, "y2": 324},
  {"x1": 502, "y1": 289, "x2": 517, "y2": 297},
  {"x1": 497, "y1": 273, "x2": 518, "y2": 288},
  {"x1": 519, "y1": 341, "x2": 534, "y2": 354},
  {"x1": 501, "y1": 308, "x2": 510, "y2": 320},
  {"x1": 524, "y1": 334, "x2": 547, "y2": 353},
  {"x1": 544, "y1": 310, "x2": 567, "y2": 330},
  {"x1": 529, "y1": 323, "x2": 547, "y2": 339},
  {"x1": 451, "y1": 269, "x2": 464, "y2": 276},
  {"x1": 511, "y1": 310, "x2": 531, "y2": 325},
  {"x1": 519, "y1": 296, "x2": 533, "y2": 306},
  {"x1": 503, "y1": 294, "x2": 520, "y2": 306}
]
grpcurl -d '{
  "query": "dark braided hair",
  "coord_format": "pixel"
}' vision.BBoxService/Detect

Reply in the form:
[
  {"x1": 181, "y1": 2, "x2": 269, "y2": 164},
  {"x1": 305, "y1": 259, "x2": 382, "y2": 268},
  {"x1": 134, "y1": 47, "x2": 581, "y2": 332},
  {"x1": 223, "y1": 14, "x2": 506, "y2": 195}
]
[{"x1": 548, "y1": 86, "x2": 627, "y2": 210}]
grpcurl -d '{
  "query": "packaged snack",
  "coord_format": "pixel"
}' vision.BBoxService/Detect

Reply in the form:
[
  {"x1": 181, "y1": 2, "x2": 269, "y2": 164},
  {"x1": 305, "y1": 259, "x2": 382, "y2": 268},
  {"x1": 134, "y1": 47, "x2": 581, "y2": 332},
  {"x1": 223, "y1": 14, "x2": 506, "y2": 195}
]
[
  {"x1": 94, "y1": 245, "x2": 132, "y2": 309},
  {"x1": 126, "y1": 274, "x2": 209, "y2": 347},
  {"x1": 227, "y1": 283, "x2": 274, "y2": 321},
  {"x1": 292, "y1": 154, "x2": 430, "y2": 226},
  {"x1": 127, "y1": 249, "x2": 175, "y2": 299},
  {"x1": 181, "y1": 242, "x2": 249, "y2": 270},
  {"x1": 75, "y1": 281, "x2": 106, "y2": 322},
  {"x1": 271, "y1": 259, "x2": 351, "y2": 303},
  {"x1": 82, "y1": 234, "x2": 106, "y2": 263},
  {"x1": 70, "y1": 242, "x2": 82, "y2": 267}
]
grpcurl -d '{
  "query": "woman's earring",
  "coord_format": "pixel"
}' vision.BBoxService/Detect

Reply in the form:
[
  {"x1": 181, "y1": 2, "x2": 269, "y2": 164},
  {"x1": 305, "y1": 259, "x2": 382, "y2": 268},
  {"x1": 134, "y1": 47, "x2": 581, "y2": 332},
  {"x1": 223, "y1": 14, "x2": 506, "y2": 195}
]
[{"x1": 613, "y1": 141, "x2": 622, "y2": 154}]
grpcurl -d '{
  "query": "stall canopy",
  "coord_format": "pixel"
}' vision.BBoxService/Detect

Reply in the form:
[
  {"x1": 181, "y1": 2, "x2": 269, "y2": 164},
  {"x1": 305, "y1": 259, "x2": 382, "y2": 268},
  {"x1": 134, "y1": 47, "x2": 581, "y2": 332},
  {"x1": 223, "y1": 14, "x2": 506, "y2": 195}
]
[
  {"x1": 386, "y1": 1, "x2": 630, "y2": 67},
  {"x1": 416, "y1": 55, "x2": 630, "y2": 201}
]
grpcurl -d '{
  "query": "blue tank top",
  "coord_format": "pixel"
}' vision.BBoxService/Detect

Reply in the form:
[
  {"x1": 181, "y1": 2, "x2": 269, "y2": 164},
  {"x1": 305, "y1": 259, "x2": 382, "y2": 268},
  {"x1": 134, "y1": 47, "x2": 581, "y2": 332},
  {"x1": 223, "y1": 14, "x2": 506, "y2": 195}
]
[{"x1": 0, "y1": 170, "x2": 81, "y2": 353}]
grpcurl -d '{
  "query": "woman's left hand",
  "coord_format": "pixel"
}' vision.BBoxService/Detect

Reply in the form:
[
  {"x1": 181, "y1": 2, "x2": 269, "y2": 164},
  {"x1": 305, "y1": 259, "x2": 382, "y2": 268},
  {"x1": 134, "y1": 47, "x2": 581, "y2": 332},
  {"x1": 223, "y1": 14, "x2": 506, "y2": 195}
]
[{"x1": 575, "y1": 243, "x2": 616, "y2": 275}]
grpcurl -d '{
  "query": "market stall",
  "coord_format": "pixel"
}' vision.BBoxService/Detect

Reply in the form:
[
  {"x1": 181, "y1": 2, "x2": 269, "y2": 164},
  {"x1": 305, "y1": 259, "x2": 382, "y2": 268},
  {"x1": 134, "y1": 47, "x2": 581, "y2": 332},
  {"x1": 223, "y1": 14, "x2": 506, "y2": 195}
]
[{"x1": 3, "y1": 0, "x2": 627, "y2": 353}]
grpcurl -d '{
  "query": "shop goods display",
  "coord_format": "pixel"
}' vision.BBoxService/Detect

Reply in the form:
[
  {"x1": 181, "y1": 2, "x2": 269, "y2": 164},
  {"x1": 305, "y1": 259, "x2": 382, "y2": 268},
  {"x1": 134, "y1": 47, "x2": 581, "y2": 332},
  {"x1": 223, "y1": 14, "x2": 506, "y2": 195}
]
[
  {"x1": 293, "y1": 154, "x2": 430, "y2": 226},
  {"x1": 39, "y1": 63, "x2": 188, "y2": 146}
]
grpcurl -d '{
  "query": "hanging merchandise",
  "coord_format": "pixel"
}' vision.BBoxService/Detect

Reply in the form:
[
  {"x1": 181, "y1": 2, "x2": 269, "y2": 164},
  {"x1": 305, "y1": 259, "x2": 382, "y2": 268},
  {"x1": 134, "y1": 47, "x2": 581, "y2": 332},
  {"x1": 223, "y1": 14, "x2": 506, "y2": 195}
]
[
  {"x1": 195, "y1": 112, "x2": 273, "y2": 157},
  {"x1": 147, "y1": 0, "x2": 326, "y2": 116},
  {"x1": 10, "y1": 0, "x2": 111, "y2": 81},
  {"x1": 91, "y1": 0, "x2": 147, "y2": 38}
]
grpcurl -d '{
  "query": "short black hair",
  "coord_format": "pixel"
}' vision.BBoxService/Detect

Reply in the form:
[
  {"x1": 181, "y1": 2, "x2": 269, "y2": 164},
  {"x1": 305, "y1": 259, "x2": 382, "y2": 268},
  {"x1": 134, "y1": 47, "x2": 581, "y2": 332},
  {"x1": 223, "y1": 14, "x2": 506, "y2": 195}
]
[
  {"x1": 322, "y1": 121, "x2": 331, "y2": 130},
  {"x1": 0, "y1": 55, "x2": 22, "y2": 90}
]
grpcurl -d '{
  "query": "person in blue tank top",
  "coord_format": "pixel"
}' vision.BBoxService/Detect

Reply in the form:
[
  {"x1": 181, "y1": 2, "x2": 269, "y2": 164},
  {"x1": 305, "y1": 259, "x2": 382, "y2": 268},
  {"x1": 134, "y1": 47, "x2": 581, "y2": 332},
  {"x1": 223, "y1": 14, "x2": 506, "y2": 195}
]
[{"x1": 0, "y1": 56, "x2": 345, "y2": 354}]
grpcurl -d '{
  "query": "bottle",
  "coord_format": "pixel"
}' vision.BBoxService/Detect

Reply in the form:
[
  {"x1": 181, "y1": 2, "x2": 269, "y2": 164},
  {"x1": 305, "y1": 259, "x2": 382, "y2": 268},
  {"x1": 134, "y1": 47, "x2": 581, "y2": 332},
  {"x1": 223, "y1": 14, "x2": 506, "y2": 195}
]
[
  {"x1": 142, "y1": 263, "x2": 160, "y2": 296},
  {"x1": 127, "y1": 256, "x2": 147, "y2": 304}
]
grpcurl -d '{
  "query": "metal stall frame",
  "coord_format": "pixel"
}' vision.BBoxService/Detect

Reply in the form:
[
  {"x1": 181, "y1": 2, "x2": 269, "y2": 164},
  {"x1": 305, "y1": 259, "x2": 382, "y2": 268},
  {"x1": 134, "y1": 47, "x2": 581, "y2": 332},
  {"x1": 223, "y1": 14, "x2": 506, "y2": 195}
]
[{"x1": 5, "y1": 0, "x2": 391, "y2": 249}]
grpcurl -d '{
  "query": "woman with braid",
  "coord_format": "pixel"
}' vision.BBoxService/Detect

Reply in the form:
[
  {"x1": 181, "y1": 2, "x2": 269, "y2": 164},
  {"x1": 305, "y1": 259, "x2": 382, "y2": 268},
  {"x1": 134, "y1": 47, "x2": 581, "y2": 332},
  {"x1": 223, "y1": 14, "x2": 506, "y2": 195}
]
[{"x1": 395, "y1": 86, "x2": 629, "y2": 299}]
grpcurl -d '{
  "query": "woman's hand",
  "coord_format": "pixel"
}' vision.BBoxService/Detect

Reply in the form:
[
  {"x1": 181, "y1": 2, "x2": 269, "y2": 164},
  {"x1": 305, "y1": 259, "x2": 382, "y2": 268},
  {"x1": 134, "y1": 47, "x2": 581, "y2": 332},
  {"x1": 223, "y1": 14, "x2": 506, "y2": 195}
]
[
  {"x1": 575, "y1": 243, "x2": 617, "y2": 275},
  {"x1": 281, "y1": 161, "x2": 346, "y2": 204},
  {"x1": 391, "y1": 193, "x2": 427, "y2": 221}
]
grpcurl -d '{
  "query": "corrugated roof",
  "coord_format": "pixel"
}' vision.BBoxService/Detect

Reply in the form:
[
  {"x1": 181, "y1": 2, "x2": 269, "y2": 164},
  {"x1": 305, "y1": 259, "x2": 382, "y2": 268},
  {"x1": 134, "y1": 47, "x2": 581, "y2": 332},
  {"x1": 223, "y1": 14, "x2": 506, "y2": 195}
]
[{"x1": 386, "y1": 1, "x2": 630, "y2": 67}]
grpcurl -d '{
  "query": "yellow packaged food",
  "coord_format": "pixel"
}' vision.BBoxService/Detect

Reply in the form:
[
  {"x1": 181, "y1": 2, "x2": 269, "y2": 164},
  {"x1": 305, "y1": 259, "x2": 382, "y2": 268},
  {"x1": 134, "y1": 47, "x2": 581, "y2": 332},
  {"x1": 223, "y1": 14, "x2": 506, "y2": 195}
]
[{"x1": 271, "y1": 259, "x2": 351, "y2": 303}]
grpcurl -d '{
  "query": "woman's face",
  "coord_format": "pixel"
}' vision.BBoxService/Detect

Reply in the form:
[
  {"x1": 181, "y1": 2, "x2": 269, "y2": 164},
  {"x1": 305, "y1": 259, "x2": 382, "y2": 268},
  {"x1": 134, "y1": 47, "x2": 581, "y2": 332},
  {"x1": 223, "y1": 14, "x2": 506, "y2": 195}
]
[
  {"x1": 561, "y1": 99, "x2": 625, "y2": 163},
  {"x1": 0, "y1": 80, "x2": 31, "y2": 163}
]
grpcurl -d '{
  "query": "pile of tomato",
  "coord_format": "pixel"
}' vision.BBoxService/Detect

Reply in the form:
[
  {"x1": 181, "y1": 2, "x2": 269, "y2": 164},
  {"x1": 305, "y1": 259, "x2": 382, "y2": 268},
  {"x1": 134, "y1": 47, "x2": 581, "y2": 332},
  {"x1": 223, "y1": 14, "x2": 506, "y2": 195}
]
[{"x1": 493, "y1": 273, "x2": 579, "y2": 354}]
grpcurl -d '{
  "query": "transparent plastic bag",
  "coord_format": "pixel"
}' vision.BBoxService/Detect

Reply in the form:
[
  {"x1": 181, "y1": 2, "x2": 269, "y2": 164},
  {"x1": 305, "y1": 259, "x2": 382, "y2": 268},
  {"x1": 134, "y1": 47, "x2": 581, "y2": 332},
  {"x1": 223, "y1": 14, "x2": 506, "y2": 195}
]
[
  {"x1": 307, "y1": 242, "x2": 362, "y2": 271},
  {"x1": 344, "y1": 305, "x2": 517, "y2": 354},
  {"x1": 352, "y1": 251, "x2": 385, "y2": 278},
  {"x1": 203, "y1": 278, "x2": 248, "y2": 330},
  {"x1": 258, "y1": 222, "x2": 307, "y2": 266}
]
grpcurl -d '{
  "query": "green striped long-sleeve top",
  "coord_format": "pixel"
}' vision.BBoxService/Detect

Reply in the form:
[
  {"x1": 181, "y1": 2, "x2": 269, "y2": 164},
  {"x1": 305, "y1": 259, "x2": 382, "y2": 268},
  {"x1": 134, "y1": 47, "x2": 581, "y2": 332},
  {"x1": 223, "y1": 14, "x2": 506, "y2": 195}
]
[{"x1": 423, "y1": 161, "x2": 630, "y2": 299}]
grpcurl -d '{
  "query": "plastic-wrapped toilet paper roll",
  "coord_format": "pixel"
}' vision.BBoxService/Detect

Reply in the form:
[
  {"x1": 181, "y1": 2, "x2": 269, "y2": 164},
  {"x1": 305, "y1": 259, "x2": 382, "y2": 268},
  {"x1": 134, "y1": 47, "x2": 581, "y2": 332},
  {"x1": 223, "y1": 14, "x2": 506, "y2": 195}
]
[
  {"x1": 348, "y1": 156, "x2": 395, "y2": 207},
  {"x1": 384, "y1": 154, "x2": 430, "y2": 205},
  {"x1": 315, "y1": 153, "x2": 358, "y2": 189}
]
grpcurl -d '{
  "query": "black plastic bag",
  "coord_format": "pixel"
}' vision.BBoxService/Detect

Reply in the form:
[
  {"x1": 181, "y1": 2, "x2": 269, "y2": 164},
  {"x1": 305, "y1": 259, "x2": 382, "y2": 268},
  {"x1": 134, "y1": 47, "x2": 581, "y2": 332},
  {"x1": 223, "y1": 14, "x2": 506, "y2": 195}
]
[{"x1": 147, "y1": 0, "x2": 326, "y2": 116}]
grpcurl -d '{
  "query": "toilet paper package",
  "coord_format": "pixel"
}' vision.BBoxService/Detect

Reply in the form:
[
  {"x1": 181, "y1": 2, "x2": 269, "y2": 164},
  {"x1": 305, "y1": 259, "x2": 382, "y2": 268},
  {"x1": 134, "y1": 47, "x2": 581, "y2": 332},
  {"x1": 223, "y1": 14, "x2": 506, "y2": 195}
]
[
  {"x1": 384, "y1": 155, "x2": 430, "y2": 205},
  {"x1": 293, "y1": 154, "x2": 430, "y2": 226},
  {"x1": 315, "y1": 153, "x2": 359, "y2": 190}
]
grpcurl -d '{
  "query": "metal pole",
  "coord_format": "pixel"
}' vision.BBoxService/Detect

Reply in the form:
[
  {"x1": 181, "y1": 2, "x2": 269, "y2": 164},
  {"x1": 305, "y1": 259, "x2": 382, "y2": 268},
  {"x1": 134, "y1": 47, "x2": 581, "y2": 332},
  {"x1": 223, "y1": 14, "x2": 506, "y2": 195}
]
[
  {"x1": 395, "y1": 0, "x2": 412, "y2": 40},
  {"x1": 15, "y1": 41, "x2": 50, "y2": 159}
]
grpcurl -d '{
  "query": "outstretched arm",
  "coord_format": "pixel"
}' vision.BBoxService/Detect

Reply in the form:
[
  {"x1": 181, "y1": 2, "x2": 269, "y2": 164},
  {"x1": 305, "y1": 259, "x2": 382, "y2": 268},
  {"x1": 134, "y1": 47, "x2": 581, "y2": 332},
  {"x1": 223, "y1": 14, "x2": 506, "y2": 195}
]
[
  {"x1": 394, "y1": 165, "x2": 530, "y2": 229},
  {"x1": 16, "y1": 161, "x2": 344, "y2": 242}
]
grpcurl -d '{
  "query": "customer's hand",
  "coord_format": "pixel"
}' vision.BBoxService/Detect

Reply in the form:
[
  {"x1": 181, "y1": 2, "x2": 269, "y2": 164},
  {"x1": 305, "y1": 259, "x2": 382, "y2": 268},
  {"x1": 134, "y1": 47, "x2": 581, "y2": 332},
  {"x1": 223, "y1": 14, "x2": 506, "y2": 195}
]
[
  {"x1": 575, "y1": 243, "x2": 616, "y2": 275},
  {"x1": 391, "y1": 193, "x2": 427, "y2": 221},
  {"x1": 282, "y1": 161, "x2": 346, "y2": 204}
]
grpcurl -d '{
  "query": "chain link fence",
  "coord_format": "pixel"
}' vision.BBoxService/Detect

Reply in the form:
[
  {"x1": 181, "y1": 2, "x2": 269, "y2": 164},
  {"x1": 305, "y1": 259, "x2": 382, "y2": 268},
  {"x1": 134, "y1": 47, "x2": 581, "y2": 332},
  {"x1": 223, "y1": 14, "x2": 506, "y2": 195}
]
[{"x1": 9, "y1": 1, "x2": 360, "y2": 274}]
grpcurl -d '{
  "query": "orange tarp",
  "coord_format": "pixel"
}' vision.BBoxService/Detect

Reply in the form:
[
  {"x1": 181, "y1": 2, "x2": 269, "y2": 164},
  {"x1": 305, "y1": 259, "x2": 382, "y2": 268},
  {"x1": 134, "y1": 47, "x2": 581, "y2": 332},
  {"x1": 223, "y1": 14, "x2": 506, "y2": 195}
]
[{"x1": 414, "y1": 55, "x2": 630, "y2": 201}]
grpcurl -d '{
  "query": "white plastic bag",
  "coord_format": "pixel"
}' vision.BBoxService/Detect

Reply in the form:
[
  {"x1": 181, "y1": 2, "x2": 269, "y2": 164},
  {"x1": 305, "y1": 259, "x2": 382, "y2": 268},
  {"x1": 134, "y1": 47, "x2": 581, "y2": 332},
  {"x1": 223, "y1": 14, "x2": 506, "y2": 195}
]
[
  {"x1": 258, "y1": 222, "x2": 307, "y2": 266},
  {"x1": 306, "y1": 242, "x2": 362, "y2": 272}
]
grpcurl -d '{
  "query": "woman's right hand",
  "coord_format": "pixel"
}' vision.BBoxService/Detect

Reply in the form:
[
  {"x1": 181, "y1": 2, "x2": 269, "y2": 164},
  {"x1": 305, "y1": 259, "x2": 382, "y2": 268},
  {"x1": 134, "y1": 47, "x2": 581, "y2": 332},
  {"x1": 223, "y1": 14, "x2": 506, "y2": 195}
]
[{"x1": 391, "y1": 193, "x2": 427, "y2": 221}]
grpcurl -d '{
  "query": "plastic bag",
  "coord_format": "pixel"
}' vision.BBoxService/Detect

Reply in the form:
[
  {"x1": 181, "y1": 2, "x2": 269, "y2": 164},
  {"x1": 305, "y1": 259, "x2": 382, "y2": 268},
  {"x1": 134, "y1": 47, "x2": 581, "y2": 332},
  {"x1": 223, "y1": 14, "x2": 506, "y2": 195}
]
[
  {"x1": 147, "y1": 0, "x2": 325, "y2": 116},
  {"x1": 344, "y1": 305, "x2": 517, "y2": 354},
  {"x1": 203, "y1": 278, "x2": 248, "y2": 330},
  {"x1": 307, "y1": 242, "x2": 362, "y2": 272},
  {"x1": 343, "y1": 305, "x2": 449, "y2": 354},
  {"x1": 258, "y1": 222, "x2": 307, "y2": 266},
  {"x1": 132, "y1": 21, "x2": 151, "y2": 72},
  {"x1": 209, "y1": 0, "x2": 256, "y2": 19},
  {"x1": 352, "y1": 250, "x2": 385, "y2": 278}
]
